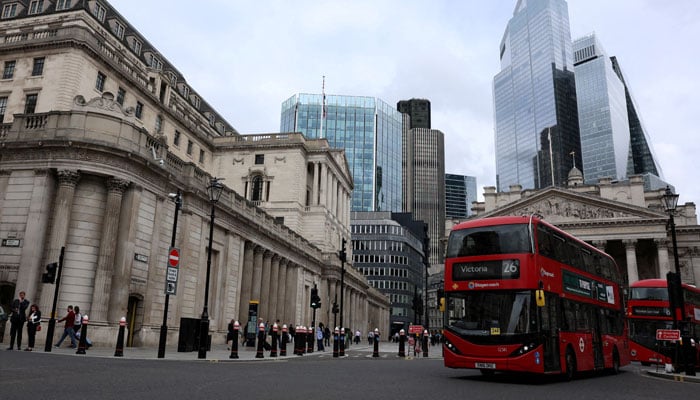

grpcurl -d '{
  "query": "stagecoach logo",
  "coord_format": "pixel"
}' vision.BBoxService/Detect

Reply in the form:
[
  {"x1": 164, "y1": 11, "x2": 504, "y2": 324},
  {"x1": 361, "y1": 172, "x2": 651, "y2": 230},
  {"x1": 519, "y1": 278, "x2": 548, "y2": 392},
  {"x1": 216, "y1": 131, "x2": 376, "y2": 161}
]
[
  {"x1": 467, "y1": 281, "x2": 500, "y2": 289},
  {"x1": 540, "y1": 268, "x2": 554, "y2": 278}
]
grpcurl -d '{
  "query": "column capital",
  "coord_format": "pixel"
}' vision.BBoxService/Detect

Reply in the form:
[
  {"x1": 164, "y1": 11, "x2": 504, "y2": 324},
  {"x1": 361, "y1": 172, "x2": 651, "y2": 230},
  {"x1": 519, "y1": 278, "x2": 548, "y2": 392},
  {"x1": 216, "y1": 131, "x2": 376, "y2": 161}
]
[
  {"x1": 107, "y1": 177, "x2": 130, "y2": 194},
  {"x1": 57, "y1": 169, "x2": 81, "y2": 187},
  {"x1": 622, "y1": 239, "x2": 637, "y2": 249},
  {"x1": 591, "y1": 240, "x2": 606, "y2": 250},
  {"x1": 654, "y1": 238, "x2": 670, "y2": 247}
]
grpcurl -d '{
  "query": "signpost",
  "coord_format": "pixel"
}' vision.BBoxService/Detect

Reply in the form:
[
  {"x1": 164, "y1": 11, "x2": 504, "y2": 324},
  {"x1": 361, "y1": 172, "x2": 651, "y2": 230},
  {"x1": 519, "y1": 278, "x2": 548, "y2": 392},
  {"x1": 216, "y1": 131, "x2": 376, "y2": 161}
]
[
  {"x1": 656, "y1": 329, "x2": 681, "y2": 341},
  {"x1": 165, "y1": 247, "x2": 179, "y2": 295}
]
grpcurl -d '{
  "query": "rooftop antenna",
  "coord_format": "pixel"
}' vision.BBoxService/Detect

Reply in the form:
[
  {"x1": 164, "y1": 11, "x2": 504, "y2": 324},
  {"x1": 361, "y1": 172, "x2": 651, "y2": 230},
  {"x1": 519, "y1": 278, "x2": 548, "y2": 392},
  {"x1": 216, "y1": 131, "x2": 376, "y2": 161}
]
[
  {"x1": 320, "y1": 75, "x2": 327, "y2": 139},
  {"x1": 570, "y1": 151, "x2": 576, "y2": 169}
]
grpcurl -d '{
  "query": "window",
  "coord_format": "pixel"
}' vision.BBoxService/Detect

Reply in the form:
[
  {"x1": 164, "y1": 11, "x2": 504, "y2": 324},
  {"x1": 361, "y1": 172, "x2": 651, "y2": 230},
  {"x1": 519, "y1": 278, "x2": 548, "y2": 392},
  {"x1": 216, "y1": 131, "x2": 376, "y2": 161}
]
[
  {"x1": 155, "y1": 115, "x2": 162, "y2": 133},
  {"x1": 251, "y1": 176, "x2": 263, "y2": 201},
  {"x1": 24, "y1": 94, "x2": 38, "y2": 114},
  {"x1": 0, "y1": 96, "x2": 7, "y2": 122},
  {"x1": 130, "y1": 38, "x2": 142, "y2": 55},
  {"x1": 28, "y1": 0, "x2": 44, "y2": 14},
  {"x1": 31, "y1": 57, "x2": 45, "y2": 76},
  {"x1": 2, "y1": 3, "x2": 17, "y2": 18},
  {"x1": 113, "y1": 21, "x2": 125, "y2": 39},
  {"x1": 173, "y1": 130, "x2": 181, "y2": 146},
  {"x1": 95, "y1": 71, "x2": 106, "y2": 91},
  {"x1": 254, "y1": 154, "x2": 264, "y2": 165},
  {"x1": 199, "y1": 149, "x2": 205, "y2": 164},
  {"x1": 192, "y1": 96, "x2": 200, "y2": 109},
  {"x1": 56, "y1": 0, "x2": 72, "y2": 11},
  {"x1": 186, "y1": 140, "x2": 193, "y2": 155},
  {"x1": 93, "y1": 3, "x2": 106, "y2": 22},
  {"x1": 149, "y1": 55, "x2": 162, "y2": 70},
  {"x1": 3, "y1": 60, "x2": 16, "y2": 79},
  {"x1": 116, "y1": 87, "x2": 125, "y2": 105},
  {"x1": 134, "y1": 101, "x2": 143, "y2": 119}
]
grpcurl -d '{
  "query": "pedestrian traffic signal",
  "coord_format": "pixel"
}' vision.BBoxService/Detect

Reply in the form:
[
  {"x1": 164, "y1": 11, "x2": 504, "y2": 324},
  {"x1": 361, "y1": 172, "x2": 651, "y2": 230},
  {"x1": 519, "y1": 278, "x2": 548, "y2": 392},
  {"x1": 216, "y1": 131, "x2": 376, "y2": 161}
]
[
  {"x1": 310, "y1": 287, "x2": 321, "y2": 309},
  {"x1": 332, "y1": 302, "x2": 339, "y2": 314},
  {"x1": 42, "y1": 262, "x2": 57, "y2": 283}
]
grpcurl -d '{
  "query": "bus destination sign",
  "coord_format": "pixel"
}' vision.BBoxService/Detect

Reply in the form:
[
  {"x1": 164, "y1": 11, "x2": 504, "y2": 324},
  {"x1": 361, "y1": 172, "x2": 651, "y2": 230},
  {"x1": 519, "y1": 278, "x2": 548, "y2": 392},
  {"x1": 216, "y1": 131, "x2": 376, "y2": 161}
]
[{"x1": 452, "y1": 260, "x2": 520, "y2": 281}]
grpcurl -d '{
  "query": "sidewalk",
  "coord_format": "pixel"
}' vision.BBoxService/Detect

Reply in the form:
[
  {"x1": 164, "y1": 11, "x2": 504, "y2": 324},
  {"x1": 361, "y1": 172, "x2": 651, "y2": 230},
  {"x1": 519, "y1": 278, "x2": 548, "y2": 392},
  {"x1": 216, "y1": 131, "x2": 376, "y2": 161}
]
[
  {"x1": 644, "y1": 367, "x2": 700, "y2": 383},
  {"x1": 44, "y1": 341, "x2": 444, "y2": 362}
]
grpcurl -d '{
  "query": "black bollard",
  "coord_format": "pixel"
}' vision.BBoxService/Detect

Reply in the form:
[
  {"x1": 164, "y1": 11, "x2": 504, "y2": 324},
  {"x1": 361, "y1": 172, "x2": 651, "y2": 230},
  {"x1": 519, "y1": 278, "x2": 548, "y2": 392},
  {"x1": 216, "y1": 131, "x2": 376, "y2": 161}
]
[
  {"x1": 229, "y1": 320, "x2": 240, "y2": 359},
  {"x1": 76, "y1": 315, "x2": 89, "y2": 355},
  {"x1": 114, "y1": 317, "x2": 126, "y2": 357},
  {"x1": 255, "y1": 322, "x2": 265, "y2": 358},
  {"x1": 280, "y1": 325, "x2": 288, "y2": 356},
  {"x1": 398, "y1": 329, "x2": 405, "y2": 358},
  {"x1": 422, "y1": 330, "x2": 429, "y2": 357},
  {"x1": 295, "y1": 326, "x2": 303, "y2": 356},
  {"x1": 339, "y1": 328, "x2": 345, "y2": 357},
  {"x1": 270, "y1": 323, "x2": 278, "y2": 357},
  {"x1": 332, "y1": 327, "x2": 339, "y2": 358},
  {"x1": 372, "y1": 328, "x2": 380, "y2": 358}
]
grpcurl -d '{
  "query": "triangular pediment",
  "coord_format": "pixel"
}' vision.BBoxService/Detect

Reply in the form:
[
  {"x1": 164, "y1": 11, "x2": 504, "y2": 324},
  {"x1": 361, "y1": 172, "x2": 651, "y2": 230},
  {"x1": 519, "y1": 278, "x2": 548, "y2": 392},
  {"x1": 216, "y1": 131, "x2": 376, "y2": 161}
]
[{"x1": 483, "y1": 187, "x2": 666, "y2": 224}]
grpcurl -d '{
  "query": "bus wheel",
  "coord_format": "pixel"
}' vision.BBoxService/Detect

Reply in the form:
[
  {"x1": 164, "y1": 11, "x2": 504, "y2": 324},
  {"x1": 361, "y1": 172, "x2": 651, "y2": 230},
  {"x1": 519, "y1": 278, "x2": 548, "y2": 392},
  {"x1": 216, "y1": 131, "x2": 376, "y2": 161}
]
[
  {"x1": 610, "y1": 349, "x2": 621, "y2": 374},
  {"x1": 565, "y1": 349, "x2": 576, "y2": 381}
]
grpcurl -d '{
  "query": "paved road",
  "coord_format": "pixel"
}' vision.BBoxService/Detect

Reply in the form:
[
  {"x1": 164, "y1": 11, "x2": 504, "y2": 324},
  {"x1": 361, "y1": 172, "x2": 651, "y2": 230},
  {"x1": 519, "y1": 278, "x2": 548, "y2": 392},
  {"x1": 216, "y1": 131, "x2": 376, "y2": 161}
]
[{"x1": 1, "y1": 343, "x2": 696, "y2": 400}]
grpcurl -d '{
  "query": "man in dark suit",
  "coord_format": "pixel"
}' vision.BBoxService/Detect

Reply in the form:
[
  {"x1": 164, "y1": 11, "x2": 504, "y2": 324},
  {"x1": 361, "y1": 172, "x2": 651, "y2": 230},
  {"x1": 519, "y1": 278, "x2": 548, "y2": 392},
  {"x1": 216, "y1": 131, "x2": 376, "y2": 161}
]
[{"x1": 7, "y1": 290, "x2": 29, "y2": 350}]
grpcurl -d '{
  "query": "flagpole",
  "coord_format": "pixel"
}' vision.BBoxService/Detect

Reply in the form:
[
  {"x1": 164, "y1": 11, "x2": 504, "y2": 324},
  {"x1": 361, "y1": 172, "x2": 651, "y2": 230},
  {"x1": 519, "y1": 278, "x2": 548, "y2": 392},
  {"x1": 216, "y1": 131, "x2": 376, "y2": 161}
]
[{"x1": 320, "y1": 76, "x2": 326, "y2": 139}]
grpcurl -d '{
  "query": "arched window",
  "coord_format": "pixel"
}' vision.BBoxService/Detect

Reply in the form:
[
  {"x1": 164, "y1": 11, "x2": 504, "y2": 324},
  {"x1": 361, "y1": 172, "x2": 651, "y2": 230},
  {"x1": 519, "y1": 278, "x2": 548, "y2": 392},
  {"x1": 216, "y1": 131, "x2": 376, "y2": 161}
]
[{"x1": 251, "y1": 175, "x2": 264, "y2": 201}]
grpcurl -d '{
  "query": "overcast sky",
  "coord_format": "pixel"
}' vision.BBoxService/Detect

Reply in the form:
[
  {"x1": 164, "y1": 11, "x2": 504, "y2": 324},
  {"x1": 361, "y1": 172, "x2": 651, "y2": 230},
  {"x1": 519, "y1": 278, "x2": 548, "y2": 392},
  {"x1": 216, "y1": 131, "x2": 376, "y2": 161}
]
[{"x1": 110, "y1": 0, "x2": 699, "y2": 206}]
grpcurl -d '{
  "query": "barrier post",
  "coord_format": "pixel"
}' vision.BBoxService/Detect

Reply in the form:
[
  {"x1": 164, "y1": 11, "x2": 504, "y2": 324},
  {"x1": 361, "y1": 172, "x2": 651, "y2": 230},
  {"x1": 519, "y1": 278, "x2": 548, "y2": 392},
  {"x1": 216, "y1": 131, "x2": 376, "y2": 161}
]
[
  {"x1": 229, "y1": 320, "x2": 240, "y2": 359},
  {"x1": 270, "y1": 323, "x2": 278, "y2": 357},
  {"x1": 114, "y1": 317, "x2": 126, "y2": 357},
  {"x1": 280, "y1": 324, "x2": 288, "y2": 356},
  {"x1": 398, "y1": 329, "x2": 405, "y2": 358},
  {"x1": 333, "y1": 326, "x2": 339, "y2": 358},
  {"x1": 372, "y1": 328, "x2": 380, "y2": 357},
  {"x1": 422, "y1": 330, "x2": 429, "y2": 357},
  {"x1": 339, "y1": 328, "x2": 345, "y2": 357},
  {"x1": 255, "y1": 322, "x2": 265, "y2": 358}
]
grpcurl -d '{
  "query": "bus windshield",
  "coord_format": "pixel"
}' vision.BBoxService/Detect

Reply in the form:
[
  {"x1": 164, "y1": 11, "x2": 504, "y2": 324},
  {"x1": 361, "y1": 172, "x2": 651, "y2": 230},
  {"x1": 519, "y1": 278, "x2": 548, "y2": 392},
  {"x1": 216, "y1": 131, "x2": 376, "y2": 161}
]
[
  {"x1": 630, "y1": 287, "x2": 668, "y2": 301},
  {"x1": 446, "y1": 223, "x2": 531, "y2": 258},
  {"x1": 448, "y1": 291, "x2": 534, "y2": 338}
]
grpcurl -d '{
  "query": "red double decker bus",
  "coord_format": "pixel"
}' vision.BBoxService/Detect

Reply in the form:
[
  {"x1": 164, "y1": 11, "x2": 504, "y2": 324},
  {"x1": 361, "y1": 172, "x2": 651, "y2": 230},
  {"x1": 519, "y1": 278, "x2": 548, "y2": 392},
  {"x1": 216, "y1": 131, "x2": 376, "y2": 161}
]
[
  {"x1": 627, "y1": 278, "x2": 700, "y2": 366},
  {"x1": 443, "y1": 215, "x2": 630, "y2": 379}
]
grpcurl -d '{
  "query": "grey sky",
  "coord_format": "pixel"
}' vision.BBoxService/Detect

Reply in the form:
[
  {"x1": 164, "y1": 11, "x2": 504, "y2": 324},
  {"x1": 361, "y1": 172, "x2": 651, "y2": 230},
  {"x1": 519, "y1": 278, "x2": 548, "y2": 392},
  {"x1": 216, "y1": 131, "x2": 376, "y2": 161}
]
[{"x1": 110, "y1": 0, "x2": 699, "y2": 205}]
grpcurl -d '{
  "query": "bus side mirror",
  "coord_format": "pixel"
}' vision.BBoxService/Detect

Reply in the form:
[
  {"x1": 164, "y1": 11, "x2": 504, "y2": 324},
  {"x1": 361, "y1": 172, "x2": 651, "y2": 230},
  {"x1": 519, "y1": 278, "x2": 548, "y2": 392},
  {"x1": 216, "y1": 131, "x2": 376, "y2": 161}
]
[{"x1": 536, "y1": 289, "x2": 545, "y2": 307}]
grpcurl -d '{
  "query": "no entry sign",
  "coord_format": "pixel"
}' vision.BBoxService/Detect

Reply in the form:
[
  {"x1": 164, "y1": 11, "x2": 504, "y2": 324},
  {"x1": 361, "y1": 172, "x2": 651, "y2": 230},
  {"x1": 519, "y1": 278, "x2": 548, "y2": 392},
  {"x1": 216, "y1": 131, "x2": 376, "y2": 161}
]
[{"x1": 168, "y1": 247, "x2": 180, "y2": 268}]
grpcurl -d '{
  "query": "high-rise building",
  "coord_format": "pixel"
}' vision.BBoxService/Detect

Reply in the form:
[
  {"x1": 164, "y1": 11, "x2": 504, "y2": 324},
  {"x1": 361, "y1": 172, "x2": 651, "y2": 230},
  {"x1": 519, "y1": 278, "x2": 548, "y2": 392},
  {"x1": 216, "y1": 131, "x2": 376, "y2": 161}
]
[
  {"x1": 573, "y1": 34, "x2": 630, "y2": 184},
  {"x1": 445, "y1": 173, "x2": 477, "y2": 219},
  {"x1": 280, "y1": 94, "x2": 403, "y2": 212},
  {"x1": 494, "y1": 0, "x2": 581, "y2": 191},
  {"x1": 397, "y1": 98, "x2": 431, "y2": 129}
]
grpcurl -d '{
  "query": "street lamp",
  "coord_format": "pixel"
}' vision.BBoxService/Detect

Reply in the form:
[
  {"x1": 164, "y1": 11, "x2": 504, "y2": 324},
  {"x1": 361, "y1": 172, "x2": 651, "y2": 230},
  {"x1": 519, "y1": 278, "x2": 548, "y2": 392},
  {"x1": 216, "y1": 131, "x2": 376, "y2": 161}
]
[
  {"x1": 158, "y1": 190, "x2": 181, "y2": 358},
  {"x1": 338, "y1": 238, "x2": 347, "y2": 346},
  {"x1": 198, "y1": 178, "x2": 224, "y2": 359},
  {"x1": 661, "y1": 186, "x2": 693, "y2": 375}
]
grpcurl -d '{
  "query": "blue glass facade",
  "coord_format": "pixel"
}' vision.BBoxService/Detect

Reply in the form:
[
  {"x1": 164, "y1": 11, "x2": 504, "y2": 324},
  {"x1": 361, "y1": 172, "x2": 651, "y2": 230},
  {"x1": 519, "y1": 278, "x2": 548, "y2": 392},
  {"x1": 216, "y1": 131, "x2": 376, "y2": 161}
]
[
  {"x1": 494, "y1": 0, "x2": 581, "y2": 191},
  {"x1": 281, "y1": 94, "x2": 403, "y2": 212},
  {"x1": 574, "y1": 34, "x2": 630, "y2": 184},
  {"x1": 445, "y1": 173, "x2": 477, "y2": 219}
]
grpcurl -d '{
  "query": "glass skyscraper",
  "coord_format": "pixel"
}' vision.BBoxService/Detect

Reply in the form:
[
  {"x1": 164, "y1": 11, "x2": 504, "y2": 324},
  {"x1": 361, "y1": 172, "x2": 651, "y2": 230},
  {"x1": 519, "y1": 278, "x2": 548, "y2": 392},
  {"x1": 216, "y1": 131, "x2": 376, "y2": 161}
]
[
  {"x1": 574, "y1": 34, "x2": 630, "y2": 184},
  {"x1": 280, "y1": 94, "x2": 403, "y2": 212},
  {"x1": 445, "y1": 173, "x2": 477, "y2": 219},
  {"x1": 494, "y1": 0, "x2": 581, "y2": 191}
]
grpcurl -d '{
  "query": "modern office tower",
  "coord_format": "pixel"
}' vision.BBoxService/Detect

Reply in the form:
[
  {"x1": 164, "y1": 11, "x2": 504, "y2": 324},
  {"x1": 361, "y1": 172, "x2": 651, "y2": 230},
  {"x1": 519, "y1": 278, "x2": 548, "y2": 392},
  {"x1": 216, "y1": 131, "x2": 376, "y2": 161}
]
[
  {"x1": 351, "y1": 212, "x2": 428, "y2": 335},
  {"x1": 445, "y1": 173, "x2": 477, "y2": 219},
  {"x1": 573, "y1": 34, "x2": 630, "y2": 184},
  {"x1": 494, "y1": 0, "x2": 581, "y2": 191},
  {"x1": 281, "y1": 94, "x2": 403, "y2": 212},
  {"x1": 406, "y1": 128, "x2": 445, "y2": 266},
  {"x1": 610, "y1": 57, "x2": 665, "y2": 188},
  {"x1": 397, "y1": 98, "x2": 431, "y2": 129}
]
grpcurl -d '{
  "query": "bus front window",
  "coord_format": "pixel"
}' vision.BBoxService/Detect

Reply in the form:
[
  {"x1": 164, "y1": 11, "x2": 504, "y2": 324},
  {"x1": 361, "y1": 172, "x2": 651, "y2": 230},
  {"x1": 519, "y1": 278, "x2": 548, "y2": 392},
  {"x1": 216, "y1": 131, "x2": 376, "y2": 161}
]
[{"x1": 448, "y1": 291, "x2": 534, "y2": 339}]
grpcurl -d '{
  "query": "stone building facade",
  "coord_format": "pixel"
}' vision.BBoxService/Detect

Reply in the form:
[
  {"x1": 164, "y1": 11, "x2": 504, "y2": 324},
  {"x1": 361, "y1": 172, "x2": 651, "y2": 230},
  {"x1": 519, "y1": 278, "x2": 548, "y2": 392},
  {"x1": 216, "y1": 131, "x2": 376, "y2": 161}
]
[
  {"x1": 471, "y1": 174, "x2": 700, "y2": 286},
  {"x1": 0, "y1": 1, "x2": 389, "y2": 347}
]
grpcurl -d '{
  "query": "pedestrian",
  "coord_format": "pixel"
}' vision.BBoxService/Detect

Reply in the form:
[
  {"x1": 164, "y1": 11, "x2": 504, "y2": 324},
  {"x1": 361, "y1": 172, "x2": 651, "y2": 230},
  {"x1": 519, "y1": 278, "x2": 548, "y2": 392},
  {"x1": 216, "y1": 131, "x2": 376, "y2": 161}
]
[
  {"x1": 54, "y1": 305, "x2": 78, "y2": 348},
  {"x1": 316, "y1": 323, "x2": 325, "y2": 351},
  {"x1": 73, "y1": 305, "x2": 82, "y2": 334},
  {"x1": 7, "y1": 290, "x2": 30, "y2": 350},
  {"x1": 25, "y1": 304, "x2": 41, "y2": 351},
  {"x1": 226, "y1": 318, "x2": 237, "y2": 350},
  {"x1": 324, "y1": 325, "x2": 331, "y2": 346},
  {"x1": 368, "y1": 330, "x2": 374, "y2": 345},
  {"x1": 354, "y1": 329, "x2": 361, "y2": 344}
]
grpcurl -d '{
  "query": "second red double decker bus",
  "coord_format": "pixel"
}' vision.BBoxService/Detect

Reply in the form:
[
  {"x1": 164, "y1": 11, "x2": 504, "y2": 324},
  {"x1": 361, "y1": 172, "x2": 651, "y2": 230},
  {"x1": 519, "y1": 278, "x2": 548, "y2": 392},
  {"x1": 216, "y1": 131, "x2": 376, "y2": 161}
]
[{"x1": 443, "y1": 215, "x2": 630, "y2": 379}]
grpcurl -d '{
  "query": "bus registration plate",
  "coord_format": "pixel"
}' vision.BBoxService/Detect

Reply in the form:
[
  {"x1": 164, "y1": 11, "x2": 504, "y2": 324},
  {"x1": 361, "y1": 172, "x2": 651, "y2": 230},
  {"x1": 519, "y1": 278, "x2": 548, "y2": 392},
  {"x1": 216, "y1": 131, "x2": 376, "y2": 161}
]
[{"x1": 475, "y1": 362, "x2": 496, "y2": 369}]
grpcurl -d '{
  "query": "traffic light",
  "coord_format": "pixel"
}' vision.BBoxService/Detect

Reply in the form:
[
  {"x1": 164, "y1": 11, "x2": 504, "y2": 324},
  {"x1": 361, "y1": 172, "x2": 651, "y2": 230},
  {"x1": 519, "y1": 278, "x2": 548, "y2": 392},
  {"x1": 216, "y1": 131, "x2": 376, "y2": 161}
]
[
  {"x1": 42, "y1": 262, "x2": 57, "y2": 283},
  {"x1": 437, "y1": 288, "x2": 445, "y2": 312},
  {"x1": 339, "y1": 238, "x2": 347, "y2": 263},
  {"x1": 310, "y1": 286, "x2": 321, "y2": 309},
  {"x1": 666, "y1": 272, "x2": 684, "y2": 316},
  {"x1": 332, "y1": 302, "x2": 339, "y2": 314}
]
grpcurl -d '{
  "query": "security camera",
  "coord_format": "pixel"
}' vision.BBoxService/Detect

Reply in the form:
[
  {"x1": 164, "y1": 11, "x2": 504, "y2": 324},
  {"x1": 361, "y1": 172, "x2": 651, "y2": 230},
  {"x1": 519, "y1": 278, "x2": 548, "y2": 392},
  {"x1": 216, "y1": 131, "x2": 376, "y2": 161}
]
[{"x1": 159, "y1": 159, "x2": 165, "y2": 166}]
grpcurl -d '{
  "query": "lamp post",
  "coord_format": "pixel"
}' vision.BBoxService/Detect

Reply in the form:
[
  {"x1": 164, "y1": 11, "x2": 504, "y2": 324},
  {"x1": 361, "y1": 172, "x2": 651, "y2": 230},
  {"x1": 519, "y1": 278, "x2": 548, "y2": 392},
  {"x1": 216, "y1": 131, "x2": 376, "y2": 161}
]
[
  {"x1": 338, "y1": 238, "x2": 347, "y2": 342},
  {"x1": 198, "y1": 178, "x2": 224, "y2": 359},
  {"x1": 661, "y1": 186, "x2": 693, "y2": 375},
  {"x1": 423, "y1": 225, "x2": 430, "y2": 333},
  {"x1": 158, "y1": 190, "x2": 181, "y2": 358}
]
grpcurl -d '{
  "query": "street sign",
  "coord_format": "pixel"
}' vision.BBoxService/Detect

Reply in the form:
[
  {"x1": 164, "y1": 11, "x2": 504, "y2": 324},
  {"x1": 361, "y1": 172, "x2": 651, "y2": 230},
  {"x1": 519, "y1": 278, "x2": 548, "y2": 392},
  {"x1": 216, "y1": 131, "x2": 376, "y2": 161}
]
[
  {"x1": 168, "y1": 247, "x2": 180, "y2": 267},
  {"x1": 656, "y1": 329, "x2": 681, "y2": 341},
  {"x1": 166, "y1": 267, "x2": 178, "y2": 282},
  {"x1": 408, "y1": 325, "x2": 424, "y2": 334},
  {"x1": 165, "y1": 281, "x2": 176, "y2": 295}
]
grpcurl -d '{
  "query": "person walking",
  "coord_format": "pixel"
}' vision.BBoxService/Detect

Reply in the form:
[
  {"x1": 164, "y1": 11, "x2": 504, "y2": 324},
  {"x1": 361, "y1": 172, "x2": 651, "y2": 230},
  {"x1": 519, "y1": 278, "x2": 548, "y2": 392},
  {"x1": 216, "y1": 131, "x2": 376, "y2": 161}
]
[
  {"x1": 7, "y1": 291, "x2": 30, "y2": 350},
  {"x1": 316, "y1": 323, "x2": 325, "y2": 351},
  {"x1": 25, "y1": 304, "x2": 41, "y2": 351},
  {"x1": 72, "y1": 306, "x2": 82, "y2": 334},
  {"x1": 54, "y1": 305, "x2": 78, "y2": 348}
]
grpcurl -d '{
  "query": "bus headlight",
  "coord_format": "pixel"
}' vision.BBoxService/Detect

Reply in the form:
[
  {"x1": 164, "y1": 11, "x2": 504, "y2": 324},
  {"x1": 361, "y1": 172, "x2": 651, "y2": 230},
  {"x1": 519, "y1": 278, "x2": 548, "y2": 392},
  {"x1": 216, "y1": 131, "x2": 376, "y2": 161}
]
[
  {"x1": 509, "y1": 342, "x2": 538, "y2": 357},
  {"x1": 444, "y1": 339, "x2": 462, "y2": 355}
]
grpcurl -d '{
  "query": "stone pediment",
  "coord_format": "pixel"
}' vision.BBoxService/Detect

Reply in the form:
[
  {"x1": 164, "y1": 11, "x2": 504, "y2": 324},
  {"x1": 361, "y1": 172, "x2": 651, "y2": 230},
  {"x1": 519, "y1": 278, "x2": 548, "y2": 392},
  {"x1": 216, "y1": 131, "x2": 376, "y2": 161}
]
[{"x1": 485, "y1": 188, "x2": 665, "y2": 224}]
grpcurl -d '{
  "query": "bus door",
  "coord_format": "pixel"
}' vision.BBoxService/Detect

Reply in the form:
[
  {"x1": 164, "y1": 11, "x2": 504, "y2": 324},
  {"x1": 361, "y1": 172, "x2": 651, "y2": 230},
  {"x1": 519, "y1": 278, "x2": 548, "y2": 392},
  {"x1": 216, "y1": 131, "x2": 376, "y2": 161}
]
[
  {"x1": 540, "y1": 292, "x2": 561, "y2": 372},
  {"x1": 592, "y1": 308, "x2": 604, "y2": 369}
]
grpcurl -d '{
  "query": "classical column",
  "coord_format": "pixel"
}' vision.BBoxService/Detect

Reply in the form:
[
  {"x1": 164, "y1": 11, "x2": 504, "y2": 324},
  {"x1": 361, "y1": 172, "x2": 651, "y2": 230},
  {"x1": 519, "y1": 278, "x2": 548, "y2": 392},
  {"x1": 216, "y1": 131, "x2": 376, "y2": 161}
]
[
  {"x1": 656, "y1": 238, "x2": 671, "y2": 278},
  {"x1": 623, "y1": 239, "x2": 639, "y2": 284},
  {"x1": 250, "y1": 246, "x2": 264, "y2": 303},
  {"x1": 268, "y1": 255, "x2": 281, "y2": 321},
  {"x1": 276, "y1": 259, "x2": 288, "y2": 324},
  {"x1": 312, "y1": 162, "x2": 319, "y2": 205},
  {"x1": 40, "y1": 170, "x2": 80, "y2": 315},
  {"x1": 259, "y1": 251, "x2": 273, "y2": 322},
  {"x1": 237, "y1": 242, "x2": 255, "y2": 320},
  {"x1": 91, "y1": 177, "x2": 130, "y2": 323},
  {"x1": 320, "y1": 164, "x2": 327, "y2": 207},
  {"x1": 286, "y1": 264, "x2": 299, "y2": 323},
  {"x1": 591, "y1": 240, "x2": 607, "y2": 253}
]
